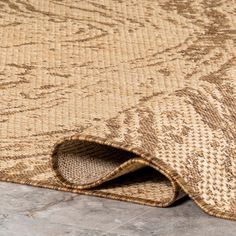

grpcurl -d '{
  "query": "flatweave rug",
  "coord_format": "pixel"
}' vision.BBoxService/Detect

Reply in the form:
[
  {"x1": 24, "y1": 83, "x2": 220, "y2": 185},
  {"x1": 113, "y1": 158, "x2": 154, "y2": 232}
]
[{"x1": 0, "y1": 0, "x2": 236, "y2": 220}]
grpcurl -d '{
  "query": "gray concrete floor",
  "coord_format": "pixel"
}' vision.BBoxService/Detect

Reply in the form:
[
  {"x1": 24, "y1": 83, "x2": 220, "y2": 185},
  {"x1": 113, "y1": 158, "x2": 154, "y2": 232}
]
[{"x1": 0, "y1": 182, "x2": 235, "y2": 236}]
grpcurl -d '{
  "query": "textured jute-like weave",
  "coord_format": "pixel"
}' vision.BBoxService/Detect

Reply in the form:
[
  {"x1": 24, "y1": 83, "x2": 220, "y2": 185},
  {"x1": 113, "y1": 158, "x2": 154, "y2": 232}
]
[{"x1": 0, "y1": 0, "x2": 236, "y2": 220}]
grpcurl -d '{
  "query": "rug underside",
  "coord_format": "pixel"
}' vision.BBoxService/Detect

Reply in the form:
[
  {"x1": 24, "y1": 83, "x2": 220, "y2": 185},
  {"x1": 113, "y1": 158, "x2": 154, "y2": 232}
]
[{"x1": 0, "y1": 0, "x2": 236, "y2": 220}]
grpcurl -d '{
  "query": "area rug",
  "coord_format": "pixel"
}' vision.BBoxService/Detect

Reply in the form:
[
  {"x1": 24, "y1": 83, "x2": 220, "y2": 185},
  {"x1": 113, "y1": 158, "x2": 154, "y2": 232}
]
[{"x1": 0, "y1": 0, "x2": 235, "y2": 220}]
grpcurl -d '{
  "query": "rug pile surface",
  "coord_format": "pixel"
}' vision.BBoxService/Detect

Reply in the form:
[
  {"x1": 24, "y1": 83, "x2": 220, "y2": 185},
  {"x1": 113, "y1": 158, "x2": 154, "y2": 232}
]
[{"x1": 0, "y1": 0, "x2": 236, "y2": 220}]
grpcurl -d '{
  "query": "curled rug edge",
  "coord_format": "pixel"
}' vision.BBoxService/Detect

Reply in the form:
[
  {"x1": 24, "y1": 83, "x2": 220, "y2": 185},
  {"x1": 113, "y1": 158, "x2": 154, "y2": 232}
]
[
  {"x1": 51, "y1": 134, "x2": 236, "y2": 221},
  {"x1": 0, "y1": 0, "x2": 235, "y2": 223}
]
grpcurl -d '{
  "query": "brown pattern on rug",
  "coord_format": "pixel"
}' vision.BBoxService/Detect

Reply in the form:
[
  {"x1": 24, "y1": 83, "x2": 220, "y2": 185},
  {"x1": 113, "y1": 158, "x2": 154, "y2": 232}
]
[{"x1": 0, "y1": 0, "x2": 235, "y2": 220}]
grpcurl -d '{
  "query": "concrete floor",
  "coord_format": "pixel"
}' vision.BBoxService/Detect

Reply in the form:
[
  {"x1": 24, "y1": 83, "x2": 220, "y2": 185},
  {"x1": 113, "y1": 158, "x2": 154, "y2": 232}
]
[{"x1": 0, "y1": 182, "x2": 235, "y2": 236}]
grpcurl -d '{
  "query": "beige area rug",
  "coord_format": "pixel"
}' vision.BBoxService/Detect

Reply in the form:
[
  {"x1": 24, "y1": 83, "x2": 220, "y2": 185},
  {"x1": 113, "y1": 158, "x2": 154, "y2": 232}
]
[{"x1": 0, "y1": 0, "x2": 236, "y2": 220}]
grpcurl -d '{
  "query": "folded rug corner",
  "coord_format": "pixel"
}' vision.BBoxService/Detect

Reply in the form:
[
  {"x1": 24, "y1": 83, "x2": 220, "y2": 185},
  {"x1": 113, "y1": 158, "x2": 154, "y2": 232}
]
[{"x1": 1, "y1": 0, "x2": 236, "y2": 221}]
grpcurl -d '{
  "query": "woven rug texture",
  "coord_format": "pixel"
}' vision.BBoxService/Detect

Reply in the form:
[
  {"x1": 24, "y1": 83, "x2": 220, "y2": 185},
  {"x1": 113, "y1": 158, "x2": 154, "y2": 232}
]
[{"x1": 0, "y1": 0, "x2": 236, "y2": 220}]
